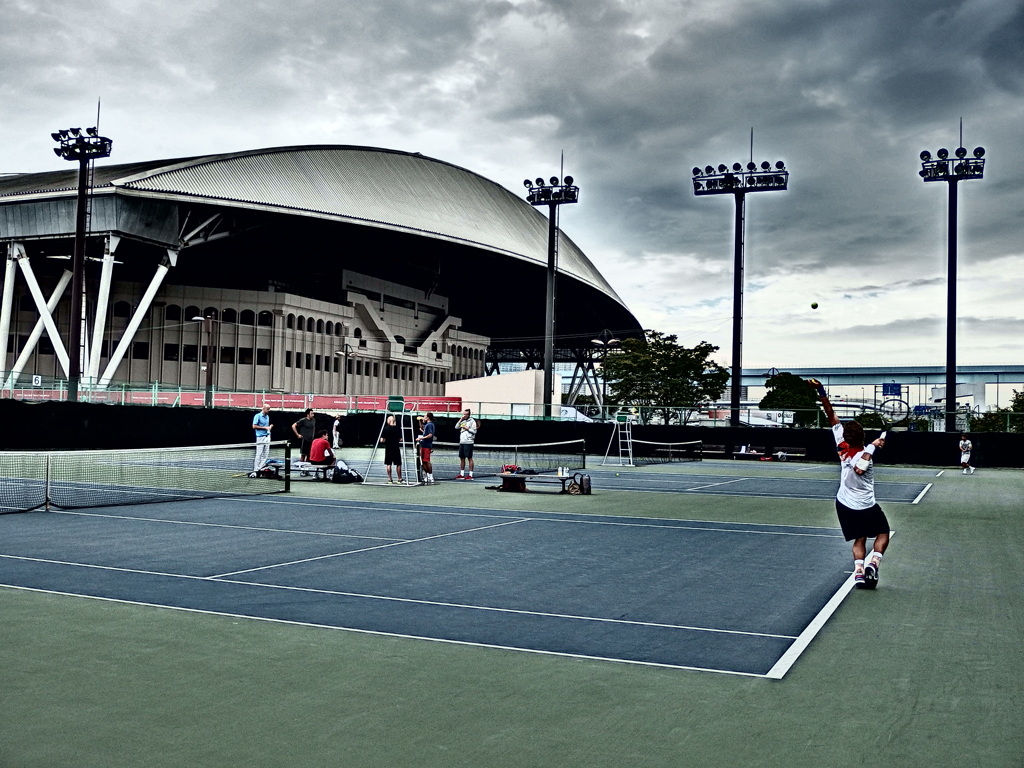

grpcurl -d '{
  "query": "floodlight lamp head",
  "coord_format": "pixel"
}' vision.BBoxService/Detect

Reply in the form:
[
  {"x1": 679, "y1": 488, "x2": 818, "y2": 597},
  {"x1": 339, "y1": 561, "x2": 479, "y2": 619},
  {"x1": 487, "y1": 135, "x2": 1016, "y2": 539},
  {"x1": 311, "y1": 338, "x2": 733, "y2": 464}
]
[
  {"x1": 746, "y1": 161, "x2": 756, "y2": 171},
  {"x1": 973, "y1": 147, "x2": 985, "y2": 158},
  {"x1": 86, "y1": 127, "x2": 98, "y2": 137},
  {"x1": 920, "y1": 150, "x2": 931, "y2": 162},
  {"x1": 955, "y1": 147, "x2": 967, "y2": 158},
  {"x1": 535, "y1": 177, "x2": 545, "y2": 186},
  {"x1": 775, "y1": 161, "x2": 785, "y2": 170},
  {"x1": 53, "y1": 148, "x2": 62, "y2": 157},
  {"x1": 69, "y1": 128, "x2": 81, "y2": 137},
  {"x1": 760, "y1": 161, "x2": 770, "y2": 170},
  {"x1": 937, "y1": 148, "x2": 949, "y2": 159},
  {"x1": 717, "y1": 164, "x2": 727, "y2": 173},
  {"x1": 704, "y1": 165, "x2": 714, "y2": 175},
  {"x1": 50, "y1": 132, "x2": 61, "y2": 141},
  {"x1": 550, "y1": 176, "x2": 559, "y2": 186},
  {"x1": 523, "y1": 179, "x2": 532, "y2": 188},
  {"x1": 692, "y1": 167, "x2": 702, "y2": 177},
  {"x1": 732, "y1": 162, "x2": 742, "y2": 172},
  {"x1": 563, "y1": 175, "x2": 573, "y2": 186}
]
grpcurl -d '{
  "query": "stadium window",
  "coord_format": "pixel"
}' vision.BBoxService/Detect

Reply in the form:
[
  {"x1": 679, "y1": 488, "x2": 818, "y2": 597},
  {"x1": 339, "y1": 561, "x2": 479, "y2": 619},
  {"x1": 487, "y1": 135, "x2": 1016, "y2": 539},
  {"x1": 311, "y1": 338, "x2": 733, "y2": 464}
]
[
  {"x1": 183, "y1": 344, "x2": 198, "y2": 362},
  {"x1": 285, "y1": 351, "x2": 292, "y2": 367},
  {"x1": 356, "y1": 359, "x2": 363, "y2": 375},
  {"x1": 256, "y1": 348, "x2": 271, "y2": 366},
  {"x1": 164, "y1": 343, "x2": 179, "y2": 362},
  {"x1": 184, "y1": 305, "x2": 200, "y2": 321},
  {"x1": 373, "y1": 362, "x2": 379, "y2": 377},
  {"x1": 113, "y1": 300, "x2": 131, "y2": 318},
  {"x1": 326, "y1": 321, "x2": 333, "y2": 335},
  {"x1": 316, "y1": 319, "x2": 324, "y2": 334},
  {"x1": 165, "y1": 304, "x2": 182, "y2": 321},
  {"x1": 222, "y1": 308, "x2": 237, "y2": 324},
  {"x1": 315, "y1": 354, "x2": 322, "y2": 371},
  {"x1": 39, "y1": 336, "x2": 55, "y2": 355},
  {"x1": 297, "y1": 315, "x2": 306, "y2": 331},
  {"x1": 239, "y1": 309, "x2": 255, "y2": 325},
  {"x1": 346, "y1": 358, "x2": 352, "y2": 374},
  {"x1": 353, "y1": 328, "x2": 362, "y2": 339},
  {"x1": 333, "y1": 357, "x2": 339, "y2": 373},
  {"x1": 286, "y1": 314, "x2": 296, "y2": 330},
  {"x1": 220, "y1": 347, "x2": 234, "y2": 364},
  {"x1": 258, "y1": 311, "x2": 274, "y2": 327},
  {"x1": 419, "y1": 369, "x2": 424, "y2": 383},
  {"x1": 203, "y1": 307, "x2": 218, "y2": 320},
  {"x1": 305, "y1": 353, "x2": 312, "y2": 370},
  {"x1": 386, "y1": 364, "x2": 391, "y2": 379},
  {"x1": 239, "y1": 347, "x2": 254, "y2": 365},
  {"x1": 132, "y1": 341, "x2": 149, "y2": 360},
  {"x1": 307, "y1": 317, "x2": 316, "y2": 332}
]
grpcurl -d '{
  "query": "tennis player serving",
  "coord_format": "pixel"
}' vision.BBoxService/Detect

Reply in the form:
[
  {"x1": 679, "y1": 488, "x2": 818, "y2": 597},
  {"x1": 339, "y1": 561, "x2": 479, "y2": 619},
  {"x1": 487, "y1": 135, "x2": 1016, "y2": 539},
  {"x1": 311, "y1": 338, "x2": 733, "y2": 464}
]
[{"x1": 809, "y1": 378, "x2": 890, "y2": 590}]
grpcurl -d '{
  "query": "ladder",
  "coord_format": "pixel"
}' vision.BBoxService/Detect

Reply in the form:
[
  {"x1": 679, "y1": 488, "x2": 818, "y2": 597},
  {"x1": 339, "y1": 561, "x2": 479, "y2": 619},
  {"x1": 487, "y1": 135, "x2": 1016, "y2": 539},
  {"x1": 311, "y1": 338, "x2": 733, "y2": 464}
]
[
  {"x1": 602, "y1": 416, "x2": 635, "y2": 467},
  {"x1": 361, "y1": 398, "x2": 421, "y2": 485}
]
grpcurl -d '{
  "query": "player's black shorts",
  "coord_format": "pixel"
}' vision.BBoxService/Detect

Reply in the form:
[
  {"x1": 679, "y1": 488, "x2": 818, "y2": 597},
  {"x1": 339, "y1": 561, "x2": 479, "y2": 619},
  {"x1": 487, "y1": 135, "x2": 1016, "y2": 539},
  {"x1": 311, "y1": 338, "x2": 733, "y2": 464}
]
[
  {"x1": 835, "y1": 500, "x2": 890, "y2": 541},
  {"x1": 384, "y1": 446, "x2": 402, "y2": 466},
  {"x1": 458, "y1": 444, "x2": 474, "y2": 459}
]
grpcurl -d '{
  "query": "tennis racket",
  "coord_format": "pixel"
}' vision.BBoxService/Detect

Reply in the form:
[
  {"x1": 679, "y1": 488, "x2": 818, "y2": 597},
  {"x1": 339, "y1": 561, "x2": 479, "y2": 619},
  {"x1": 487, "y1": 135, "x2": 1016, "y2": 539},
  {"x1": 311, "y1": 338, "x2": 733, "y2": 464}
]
[{"x1": 878, "y1": 399, "x2": 910, "y2": 426}]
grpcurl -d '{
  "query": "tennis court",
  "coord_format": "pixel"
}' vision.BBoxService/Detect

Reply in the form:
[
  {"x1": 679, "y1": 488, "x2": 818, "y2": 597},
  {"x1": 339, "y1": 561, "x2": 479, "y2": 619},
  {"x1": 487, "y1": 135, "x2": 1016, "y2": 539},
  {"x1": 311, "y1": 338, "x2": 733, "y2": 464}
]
[
  {"x1": 3, "y1": 451, "x2": 1020, "y2": 768},
  {"x1": 1, "y1": 492, "x2": 857, "y2": 677}
]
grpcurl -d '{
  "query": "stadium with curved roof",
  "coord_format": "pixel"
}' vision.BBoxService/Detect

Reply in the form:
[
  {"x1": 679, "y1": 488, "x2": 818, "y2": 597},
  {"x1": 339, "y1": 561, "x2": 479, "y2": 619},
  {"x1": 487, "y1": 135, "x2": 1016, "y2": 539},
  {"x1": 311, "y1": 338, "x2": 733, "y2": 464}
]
[{"x1": 0, "y1": 145, "x2": 642, "y2": 396}]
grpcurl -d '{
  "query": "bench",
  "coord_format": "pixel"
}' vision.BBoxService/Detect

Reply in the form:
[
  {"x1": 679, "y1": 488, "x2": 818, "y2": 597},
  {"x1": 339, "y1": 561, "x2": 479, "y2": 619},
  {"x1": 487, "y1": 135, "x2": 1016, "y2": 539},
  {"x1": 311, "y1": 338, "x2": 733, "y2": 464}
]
[
  {"x1": 497, "y1": 473, "x2": 585, "y2": 494},
  {"x1": 292, "y1": 460, "x2": 332, "y2": 480},
  {"x1": 702, "y1": 444, "x2": 728, "y2": 458},
  {"x1": 733, "y1": 446, "x2": 766, "y2": 459}
]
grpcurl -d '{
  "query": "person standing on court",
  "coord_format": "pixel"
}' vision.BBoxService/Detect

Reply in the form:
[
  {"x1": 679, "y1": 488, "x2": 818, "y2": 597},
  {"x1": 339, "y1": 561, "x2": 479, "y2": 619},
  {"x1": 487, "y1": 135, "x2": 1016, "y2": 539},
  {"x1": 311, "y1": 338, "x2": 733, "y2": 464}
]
[
  {"x1": 379, "y1": 414, "x2": 404, "y2": 484},
  {"x1": 809, "y1": 378, "x2": 890, "y2": 589},
  {"x1": 292, "y1": 408, "x2": 317, "y2": 462},
  {"x1": 455, "y1": 408, "x2": 478, "y2": 480},
  {"x1": 332, "y1": 413, "x2": 344, "y2": 451},
  {"x1": 958, "y1": 434, "x2": 975, "y2": 474},
  {"x1": 252, "y1": 404, "x2": 273, "y2": 472},
  {"x1": 415, "y1": 412, "x2": 436, "y2": 484}
]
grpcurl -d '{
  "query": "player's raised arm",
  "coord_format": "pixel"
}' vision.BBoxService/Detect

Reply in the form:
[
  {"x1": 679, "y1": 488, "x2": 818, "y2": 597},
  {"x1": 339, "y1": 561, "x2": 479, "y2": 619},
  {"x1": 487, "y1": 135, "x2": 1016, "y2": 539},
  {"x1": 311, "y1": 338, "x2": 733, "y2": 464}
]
[{"x1": 808, "y1": 378, "x2": 839, "y2": 427}]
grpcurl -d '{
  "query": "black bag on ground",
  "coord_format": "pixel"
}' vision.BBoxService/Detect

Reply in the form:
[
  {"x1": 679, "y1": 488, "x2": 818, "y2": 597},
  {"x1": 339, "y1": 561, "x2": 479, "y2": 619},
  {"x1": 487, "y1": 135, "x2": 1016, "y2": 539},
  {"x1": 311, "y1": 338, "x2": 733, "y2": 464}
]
[
  {"x1": 573, "y1": 473, "x2": 592, "y2": 495},
  {"x1": 330, "y1": 459, "x2": 363, "y2": 484}
]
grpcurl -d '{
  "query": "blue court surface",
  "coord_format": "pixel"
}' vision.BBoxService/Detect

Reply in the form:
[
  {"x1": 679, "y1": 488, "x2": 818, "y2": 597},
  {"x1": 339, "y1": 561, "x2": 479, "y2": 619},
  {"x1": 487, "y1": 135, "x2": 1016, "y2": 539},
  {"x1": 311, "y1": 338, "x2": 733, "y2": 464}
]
[{"x1": 0, "y1": 491, "x2": 894, "y2": 678}]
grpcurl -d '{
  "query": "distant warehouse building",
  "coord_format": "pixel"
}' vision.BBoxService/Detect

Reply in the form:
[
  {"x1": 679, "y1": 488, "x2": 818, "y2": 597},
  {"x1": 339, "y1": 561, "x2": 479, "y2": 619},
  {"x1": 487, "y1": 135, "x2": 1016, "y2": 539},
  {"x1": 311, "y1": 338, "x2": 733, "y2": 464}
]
[{"x1": 0, "y1": 145, "x2": 641, "y2": 396}]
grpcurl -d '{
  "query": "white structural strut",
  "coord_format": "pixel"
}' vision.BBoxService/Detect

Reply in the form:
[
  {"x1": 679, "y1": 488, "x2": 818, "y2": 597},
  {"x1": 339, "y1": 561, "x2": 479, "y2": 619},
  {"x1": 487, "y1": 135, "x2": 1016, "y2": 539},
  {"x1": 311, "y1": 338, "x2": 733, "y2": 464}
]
[
  {"x1": 16, "y1": 251, "x2": 70, "y2": 376},
  {"x1": 87, "y1": 235, "x2": 120, "y2": 383},
  {"x1": 0, "y1": 243, "x2": 19, "y2": 382},
  {"x1": 97, "y1": 252, "x2": 175, "y2": 388},
  {"x1": 4, "y1": 270, "x2": 72, "y2": 387}
]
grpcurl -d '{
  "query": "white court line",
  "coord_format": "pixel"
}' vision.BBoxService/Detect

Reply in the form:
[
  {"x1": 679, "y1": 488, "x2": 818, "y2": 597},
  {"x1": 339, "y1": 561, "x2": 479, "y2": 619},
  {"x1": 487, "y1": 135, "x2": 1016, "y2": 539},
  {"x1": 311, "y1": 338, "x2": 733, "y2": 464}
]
[
  {"x1": 766, "y1": 573, "x2": 855, "y2": 680},
  {"x1": 935, "y1": 470, "x2": 945, "y2": 477},
  {"x1": 912, "y1": 483, "x2": 933, "y2": 504},
  {"x1": 54, "y1": 510, "x2": 401, "y2": 543},
  {"x1": 208, "y1": 518, "x2": 530, "y2": 578},
  {"x1": 0, "y1": 585, "x2": 774, "y2": 678},
  {"x1": 682, "y1": 478, "x2": 749, "y2": 492}
]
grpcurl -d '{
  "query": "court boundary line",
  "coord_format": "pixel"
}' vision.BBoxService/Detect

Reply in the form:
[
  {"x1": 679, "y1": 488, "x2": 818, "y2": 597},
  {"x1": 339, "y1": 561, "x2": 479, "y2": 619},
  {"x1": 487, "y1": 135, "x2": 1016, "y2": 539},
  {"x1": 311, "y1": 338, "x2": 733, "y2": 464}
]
[
  {"x1": 765, "y1": 574, "x2": 854, "y2": 679},
  {"x1": 0, "y1": 584, "x2": 776, "y2": 678}
]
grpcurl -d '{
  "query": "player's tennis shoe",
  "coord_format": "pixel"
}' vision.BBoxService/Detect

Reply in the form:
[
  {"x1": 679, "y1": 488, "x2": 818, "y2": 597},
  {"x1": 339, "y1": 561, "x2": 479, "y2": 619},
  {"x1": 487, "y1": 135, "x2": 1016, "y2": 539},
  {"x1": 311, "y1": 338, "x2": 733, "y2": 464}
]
[
  {"x1": 863, "y1": 563, "x2": 879, "y2": 589},
  {"x1": 854, "y1": 572, "x2": 866, "y2": 588},
  {"x1": 455, "y1": 473, "x2": 464, "y2": 479}
]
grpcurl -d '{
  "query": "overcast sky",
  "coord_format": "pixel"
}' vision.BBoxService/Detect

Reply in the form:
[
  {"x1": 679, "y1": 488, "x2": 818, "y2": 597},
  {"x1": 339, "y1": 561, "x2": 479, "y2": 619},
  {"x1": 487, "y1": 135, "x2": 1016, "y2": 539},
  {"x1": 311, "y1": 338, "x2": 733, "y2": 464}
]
[{"x1": 2, "y1": 0, "x2": 1021, "y2": 372}]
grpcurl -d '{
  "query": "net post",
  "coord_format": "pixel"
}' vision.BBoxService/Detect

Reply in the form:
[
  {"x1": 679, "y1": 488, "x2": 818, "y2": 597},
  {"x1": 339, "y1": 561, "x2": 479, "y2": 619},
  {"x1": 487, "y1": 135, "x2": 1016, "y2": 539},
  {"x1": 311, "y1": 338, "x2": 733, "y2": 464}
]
[
  {"x1": 45, "y1": 452, "x2": 51, "y2": 511},
  {"x1": 284, "y1": 441, "x2": 291, "y2": 492}
]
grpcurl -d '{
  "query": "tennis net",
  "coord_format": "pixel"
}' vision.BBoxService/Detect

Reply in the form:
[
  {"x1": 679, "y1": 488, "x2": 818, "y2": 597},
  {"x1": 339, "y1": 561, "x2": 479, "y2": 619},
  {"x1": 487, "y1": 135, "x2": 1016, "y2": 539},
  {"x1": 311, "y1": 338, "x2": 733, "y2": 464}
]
[
  {"x1": 427, "y1": 439, "x2": 586, "y2": 480},
  {"x1": 629, "y1": 439, "x2": 703, "y2": 466},
  {"x1": 0, "y1": 441, "x2": 290, "y2": 514}
]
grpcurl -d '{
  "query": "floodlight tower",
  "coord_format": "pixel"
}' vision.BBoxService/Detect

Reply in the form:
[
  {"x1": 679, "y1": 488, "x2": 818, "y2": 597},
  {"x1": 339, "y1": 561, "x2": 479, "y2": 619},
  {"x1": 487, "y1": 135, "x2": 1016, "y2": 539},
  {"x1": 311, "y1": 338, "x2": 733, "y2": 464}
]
[
  {"x1": 523, "y1": 174, "x2": 579, "y2": 418},
  {"x1": 692, "y1": 158, "x2": 788, "y2": 427},
  {"x1": 918, "y1": 143, "x2": 985, "y2": 433},
  {"x1": 51, "y1": 126, "x2": 113, "y2": 401}
]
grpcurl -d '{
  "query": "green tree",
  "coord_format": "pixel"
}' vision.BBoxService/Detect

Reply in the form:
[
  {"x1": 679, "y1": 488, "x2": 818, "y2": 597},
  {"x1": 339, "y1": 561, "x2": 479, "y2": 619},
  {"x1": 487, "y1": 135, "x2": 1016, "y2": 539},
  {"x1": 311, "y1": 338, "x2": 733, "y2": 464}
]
[
  {"x1": 758, "y1": 372, "x2": 821, "y2": 427},
  {"x1": 599, "y1": 331, "x2": 729, "y2": 424},
  {"x1": 970, "y1": 388, "x2": 1024, "y2": 433}
]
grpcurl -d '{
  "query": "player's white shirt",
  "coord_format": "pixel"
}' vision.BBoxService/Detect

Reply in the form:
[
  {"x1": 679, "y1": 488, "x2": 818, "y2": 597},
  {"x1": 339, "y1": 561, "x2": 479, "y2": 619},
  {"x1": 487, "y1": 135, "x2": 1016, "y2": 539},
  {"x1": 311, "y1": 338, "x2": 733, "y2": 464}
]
[
  {"x1": 832, "y1": 423, "x2": 877, "y2": 510},
  {"x1": 959, "y1": 439, "x2": 972, "y2": 460},
  {"x1": 457, "y1": 417, "x2": 477, "y2": 444}
]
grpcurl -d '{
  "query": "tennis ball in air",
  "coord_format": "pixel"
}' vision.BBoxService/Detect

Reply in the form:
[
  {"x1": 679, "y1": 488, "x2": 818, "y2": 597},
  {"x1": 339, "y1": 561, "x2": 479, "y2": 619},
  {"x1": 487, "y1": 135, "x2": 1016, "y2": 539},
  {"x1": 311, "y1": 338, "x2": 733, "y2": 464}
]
[{"x1": 811, "y1": 302, "x2": 819, "y2": 309}]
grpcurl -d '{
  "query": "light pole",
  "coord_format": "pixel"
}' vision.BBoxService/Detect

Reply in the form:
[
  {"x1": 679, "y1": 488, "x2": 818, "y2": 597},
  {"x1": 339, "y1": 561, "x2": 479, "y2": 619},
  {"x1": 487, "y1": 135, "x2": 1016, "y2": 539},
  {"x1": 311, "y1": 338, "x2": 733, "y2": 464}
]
[
  {"x1": 192, "y1": 316, "x2": 215, "y2": 407},
  {"x1": 524, "y1": 174, "x2": 579, "y2": 419},
  {"x1": 51, "y1": 127, "x2": 112, "y2": 401},
  {"x1": 590, "y1": 329, "x2": 619, "y2": 421},
  {"x1": 692, "y1": 157, "x2": 788, "y2": 427},
  {"x1": 919, "y1": 142, "x2": 985, "y2": 432}
]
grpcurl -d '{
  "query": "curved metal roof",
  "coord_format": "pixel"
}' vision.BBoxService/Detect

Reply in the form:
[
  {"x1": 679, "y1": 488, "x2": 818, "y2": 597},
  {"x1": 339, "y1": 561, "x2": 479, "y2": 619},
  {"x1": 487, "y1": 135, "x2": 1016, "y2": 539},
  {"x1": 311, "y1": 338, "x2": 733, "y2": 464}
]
[{"x1": 0, "y1": 145, "x2": 627, "y2": 308}]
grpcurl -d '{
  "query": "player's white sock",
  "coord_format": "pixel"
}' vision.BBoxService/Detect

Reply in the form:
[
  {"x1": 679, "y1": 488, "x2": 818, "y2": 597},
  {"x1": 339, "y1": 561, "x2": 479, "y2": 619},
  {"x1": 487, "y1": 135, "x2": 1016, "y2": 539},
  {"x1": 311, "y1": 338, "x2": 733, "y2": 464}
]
[
  {"x1": 868, "y1": 552, "x2": 883, "y2": 567},
  {"x1": 468, "y1": 471, "x2": 473, "y2": 478},
  {"x1": 854, "y1": 558, "x2": 865, "y2": 574}
]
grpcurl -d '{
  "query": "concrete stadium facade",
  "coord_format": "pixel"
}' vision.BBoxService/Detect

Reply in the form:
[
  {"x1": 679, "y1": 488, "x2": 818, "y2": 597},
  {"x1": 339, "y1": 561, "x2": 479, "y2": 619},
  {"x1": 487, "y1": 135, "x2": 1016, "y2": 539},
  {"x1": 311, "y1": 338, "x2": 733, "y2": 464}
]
[{"x1": 0, "y1": 145, "x2": 642, "y2": 397}]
